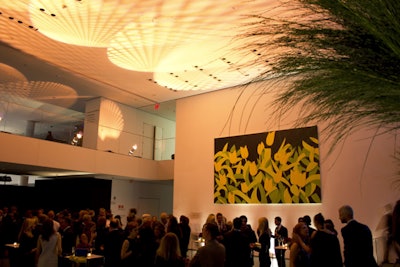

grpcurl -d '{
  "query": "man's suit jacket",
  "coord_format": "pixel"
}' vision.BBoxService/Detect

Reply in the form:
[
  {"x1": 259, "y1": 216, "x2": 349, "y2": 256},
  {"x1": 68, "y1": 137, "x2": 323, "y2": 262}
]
[
  {"x1": 223, "y1": 229, "x2": 252, "y2": 267},
  {"x1": 341, "y1": 220, "x2": 378, "y2": 267},
  {"x1": 190, "y1": 239, "x2": 226, "y2": 267},
  {"x1": 274, "y1": 224, "x2": 288, "y2": 246}
]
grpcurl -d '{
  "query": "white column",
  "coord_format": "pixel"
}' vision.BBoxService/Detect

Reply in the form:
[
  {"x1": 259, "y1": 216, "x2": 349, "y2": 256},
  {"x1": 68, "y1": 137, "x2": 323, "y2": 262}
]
[
  {"x1": 82, "y1": 97, "x2": 101, "y2": 149},
  {"x1": 19, "y1": 175, "x2": 29, "y2": 186},
  {"x1": 26, "y1": 120, "x2": 36, "y2": 137}
]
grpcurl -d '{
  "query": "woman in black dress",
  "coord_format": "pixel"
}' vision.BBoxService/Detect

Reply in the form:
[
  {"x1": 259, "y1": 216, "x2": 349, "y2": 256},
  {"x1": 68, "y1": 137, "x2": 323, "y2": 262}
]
[
  {"x1": 254, "y1": 217, "x2": 271, "y2": 267},
  {"x1": 18, "y1": 218, "x2": 38, "y2": 267}
]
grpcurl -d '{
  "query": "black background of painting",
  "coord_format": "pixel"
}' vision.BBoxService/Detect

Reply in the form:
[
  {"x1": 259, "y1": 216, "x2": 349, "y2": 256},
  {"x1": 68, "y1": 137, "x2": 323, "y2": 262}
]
[{"x1": 215, "y1": 126, "x2": 319, "y2": 162}]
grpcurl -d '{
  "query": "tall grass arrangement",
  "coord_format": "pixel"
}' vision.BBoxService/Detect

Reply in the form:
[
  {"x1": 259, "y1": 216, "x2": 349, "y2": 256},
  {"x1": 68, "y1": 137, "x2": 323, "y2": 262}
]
[{"x1": 239, "y1": 0, "x2": 400, "y2": 148}]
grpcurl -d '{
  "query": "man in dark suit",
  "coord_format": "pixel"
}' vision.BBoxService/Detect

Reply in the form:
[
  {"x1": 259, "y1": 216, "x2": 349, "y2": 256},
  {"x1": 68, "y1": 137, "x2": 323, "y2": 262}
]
[
  {"x1": 339, "y1": 205, "x2": 379, "y2": 267},
  {"x1": 189, "y1": 223, "x2": 225, "y2": 267},
  {"x1": 274, "y1": 216, "x2": 288, "y2": 267},
  {"x1": 59, "y1": 217, "x2": 75, "y2": 256},
  {"x1": 103, "y1": 219, "x2": 125, "y2": 267},
  {"x1": 223, "y1": 217, "x2": 252, "y2": 267}
]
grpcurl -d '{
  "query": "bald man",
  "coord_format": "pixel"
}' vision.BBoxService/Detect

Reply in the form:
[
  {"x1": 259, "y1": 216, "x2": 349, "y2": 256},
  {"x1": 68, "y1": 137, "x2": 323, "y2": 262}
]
[{"x1": 338, "y1": 205, "x2": 378, "y2": 267}]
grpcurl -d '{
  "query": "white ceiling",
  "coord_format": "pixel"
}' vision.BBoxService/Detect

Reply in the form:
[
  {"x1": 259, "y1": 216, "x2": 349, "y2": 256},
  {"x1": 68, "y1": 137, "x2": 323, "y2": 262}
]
[
  {"x1": 0, "y1": 0, "x2": 302, "y2": 177},
  {"x1": 0, "y1": 0, "x2": 286, "y2": 122}
]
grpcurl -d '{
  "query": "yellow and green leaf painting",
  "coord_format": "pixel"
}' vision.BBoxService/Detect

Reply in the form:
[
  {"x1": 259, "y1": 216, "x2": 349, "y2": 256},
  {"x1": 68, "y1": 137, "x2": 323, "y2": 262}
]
[{"x1": 214, "y1": 126, "x2": 321, "y2": 204}]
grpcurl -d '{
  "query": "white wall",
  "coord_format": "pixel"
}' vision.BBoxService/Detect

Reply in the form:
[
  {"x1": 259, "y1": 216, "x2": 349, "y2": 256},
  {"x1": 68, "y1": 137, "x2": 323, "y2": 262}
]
[
  {"x1": 84, "y1": 97, "x2": 176, "y2": 160},
  {"x1": 173, "y1": 82, "x2": 399, "y2": 263},
  {"x1": 110, "y1": 179, "x2": 173, "y2": 225}
]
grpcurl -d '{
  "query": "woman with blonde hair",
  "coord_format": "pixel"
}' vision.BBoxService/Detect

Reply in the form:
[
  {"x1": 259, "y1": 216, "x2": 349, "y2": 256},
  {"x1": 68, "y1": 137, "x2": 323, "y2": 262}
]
[
  {"x1": 18, "y1": 217, "x2": 38, "y2": 267},
  {"x1": 205, "y1": 213, "x2": 216, "y2": 224},
  {"x1": 254, "y1": 217, "x2": 272, "y2": 267},
  {"x1": 154, "y1": 232, "x2": 185, "y2": 267}
]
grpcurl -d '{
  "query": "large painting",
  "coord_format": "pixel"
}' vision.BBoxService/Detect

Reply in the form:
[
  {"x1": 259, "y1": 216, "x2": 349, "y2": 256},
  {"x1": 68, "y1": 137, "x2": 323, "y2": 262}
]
[{"x1": 214, "y1": 126, "x2": 321, "y2": 204}]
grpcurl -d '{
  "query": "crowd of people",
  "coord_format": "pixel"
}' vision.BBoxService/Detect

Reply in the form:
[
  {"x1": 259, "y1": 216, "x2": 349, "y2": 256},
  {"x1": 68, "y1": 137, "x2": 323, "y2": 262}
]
[
  {"x1": 0, "y1": 203, "x2": 398, "y2": 267},
  {"x1": 192, "y1": 207, "x2": 379, "y2": 267},
  {"x1": 0, "y1": 207, "x2": 191, "y2": 267}
]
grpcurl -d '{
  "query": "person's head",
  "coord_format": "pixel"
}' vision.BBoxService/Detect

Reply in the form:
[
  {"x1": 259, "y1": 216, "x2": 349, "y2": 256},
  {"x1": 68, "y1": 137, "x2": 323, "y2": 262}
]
[
  {"x1": 179, "y1": 215, "x2": 189, "y2": 225},
  {"x1": 153, "y1": 221, "x2": 165, "y2": 239},
  {"x1": 240, "y1": 215, "x2": 248, "y2": 226},
  {"x1": 83, "y1": 214, "x2": 92, "y2": 223},
  {"x1": 339, "y1": 205, "x2": 354, "y2": 223},
  {"x1": 313, "y1": 213, "x2": 325, "y2": 229},
  {"x1": 47, "y1": 210, "x2": 56, "y2": 220},
  {"x1": 298, "y1": 217, "x2": 304, "y2": 223},
  {"x1": 41, "y1": 218, "x2": 55, "y2": 241},
  {"x1": 142, "y1": 213, "x2": 152, "y2": 222},
  {"x1": 126, "y1": 221, "x2": 139, "y2": 238},
  {"x1": 233, "y1": 217, "x2": 242, "y2": 230},
  {"x1": 275, "y1": 216, "x2": 282, "y2": 226},
  {"x1": 226, "y1": 220, "x2": 233, "y2": 231},
  {"x1": 136, "y1": 217, "x2": 143, "y2": 227},
  {"x1": 156, "y1": 232, "x2": 181, "y2": 260},
  {"x1": 167, "y1": 215, "x2": 178, "y2": 229},
  {"x1": 293, "y1": 222, "x2": 309, "y2": 239},
  {"x1": 202, "y1": 222, "x2": 219, "y2": 241},
  {"x1": 324, "y1": 219, "x2": 336, "y2": 234},
  {"x1": 114, "y1": 215, "x2": 123, "y2": 228},
  {"x1": 88, "y1": 209, "x2": 95, "y2": 219},
  {"x1": 109, "y1": 218, "x2": 119, "y2": 229},
  {"x1": 257, "y1": 217, "x2": 270, "y2": 235},
  {"x1": 303, "y1": 215, "x2": 312, "y2": 226},
  {"x1": 216, "y1": 213, "x2": 224, "y2": 223},
  {"x1": 79, "y1": 209, "x2": 89, "y2": 220},
  {"x1": 160, "y1": 212, "x2": 168, "y2": 225},
  {"x1": 26, "y1": 217, "x2": 37, "y2": 230},
  {"x1": 60, "y1": 217, "x2": 72, "y2": 229},
  {"x1": 98, "y1": 208, "x2": 106, "y2": 218},
  {"x1": 205, "y1": 213, "x2": 216, "y2": 224},
  {"x1": 127, "y1": 208, "x2": 137, "y2": 222},
  {"x1": 130, "y1": 208, "x2": 137, "y2": 215},
  {"x1": 18, "y1": 217, "x2": 36, "y2": 241},
  {"x1": 96, "y1": 216, "x2": 107, "y2": 227}
]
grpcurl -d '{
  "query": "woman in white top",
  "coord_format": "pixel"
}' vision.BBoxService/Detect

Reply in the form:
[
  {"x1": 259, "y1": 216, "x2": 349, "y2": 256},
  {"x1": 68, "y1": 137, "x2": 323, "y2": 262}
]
[{"x1": 36, "y1": 218, "x2": 62, "y2": 267}]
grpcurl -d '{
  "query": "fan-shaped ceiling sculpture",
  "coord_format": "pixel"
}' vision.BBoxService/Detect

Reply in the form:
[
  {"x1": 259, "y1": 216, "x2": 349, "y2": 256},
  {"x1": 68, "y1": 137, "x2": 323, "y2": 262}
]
[
  {"x1": 29, "y1": 0, "x2": 140, "y2": 47},
  {"x1": 151, "y1": 40, "x2": 268, "y2": 91},
  {"x1": 0, "y1": 80, "x2": 80, "y2": 108},
  {"x1": 106, "y1": 0, "x2": 268, "y2": 90},
  {"x1": 3, "y1": 0, "x2": 297, "y2": 91},
  {"x1": 98, "y1": 99, "x2": 124, "y2": 141},
  {"x1": 0, "y1": 63, "x2": 28, "y2": 83}
]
